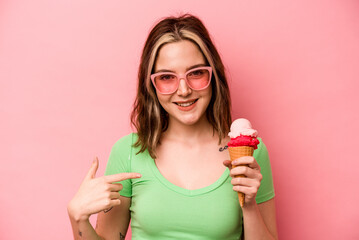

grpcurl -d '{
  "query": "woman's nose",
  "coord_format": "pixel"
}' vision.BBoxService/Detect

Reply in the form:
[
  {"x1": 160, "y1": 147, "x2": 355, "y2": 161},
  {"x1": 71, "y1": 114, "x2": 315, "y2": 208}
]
[{"x1": 176, "y1": 78, "x2": 192, "y2": 96}]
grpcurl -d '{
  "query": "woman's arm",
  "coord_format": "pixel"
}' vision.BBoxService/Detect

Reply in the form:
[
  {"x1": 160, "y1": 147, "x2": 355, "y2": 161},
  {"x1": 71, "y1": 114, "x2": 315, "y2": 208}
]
[
  {"x1": 68, "y1": 196, "x2": 131, "y2": 240},
  {"x1": 224, "y1": 157, "x2": 278, "y2": 240},
  {"x1": 68, "y1": 213, "x2": 102, "y2": 240},
  {"x1": 95, "y1": 196, "x2": 132, "y2": 240},
  {"x1": 242, "y1": 198, "x2": 278, "y2": 240}
]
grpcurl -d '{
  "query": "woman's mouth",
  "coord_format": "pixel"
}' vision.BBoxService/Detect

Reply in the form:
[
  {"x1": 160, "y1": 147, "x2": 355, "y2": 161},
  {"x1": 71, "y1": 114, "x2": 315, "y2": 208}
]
[
  {"x1": 176, "y1": 100, "x2": 196, "y2": 106},
  {"x1": 174, "y1": 99, "x2": 198, "y2": 111}
]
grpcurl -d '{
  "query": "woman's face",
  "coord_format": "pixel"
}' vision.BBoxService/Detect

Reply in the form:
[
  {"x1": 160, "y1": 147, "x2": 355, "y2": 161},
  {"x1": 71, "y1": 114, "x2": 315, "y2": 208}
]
[{"x1": 153, "y1": 40, "x2": 212, "y2": 126}]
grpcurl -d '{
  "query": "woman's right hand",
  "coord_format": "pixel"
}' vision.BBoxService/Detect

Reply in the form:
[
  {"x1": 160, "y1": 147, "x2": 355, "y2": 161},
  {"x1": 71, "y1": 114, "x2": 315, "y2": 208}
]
[{"x1": 67, "y1": 157, "x2": 141, "y2": 222}]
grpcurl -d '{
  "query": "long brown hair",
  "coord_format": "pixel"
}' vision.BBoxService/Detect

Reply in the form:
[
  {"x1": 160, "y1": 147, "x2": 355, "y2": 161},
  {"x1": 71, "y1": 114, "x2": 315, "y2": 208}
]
[{"x1": 131, "y1": 14, "x2": 232, "y2": 158}]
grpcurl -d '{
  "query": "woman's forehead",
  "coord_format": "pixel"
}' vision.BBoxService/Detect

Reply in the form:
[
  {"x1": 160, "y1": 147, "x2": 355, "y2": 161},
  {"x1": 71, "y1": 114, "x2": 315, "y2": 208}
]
[{"x1": 154, "y1": 40, "x2": 206, "y2": 72}]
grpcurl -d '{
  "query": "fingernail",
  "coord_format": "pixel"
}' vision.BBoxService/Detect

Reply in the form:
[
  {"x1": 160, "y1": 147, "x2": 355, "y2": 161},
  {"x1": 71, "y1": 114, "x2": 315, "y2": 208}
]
[{"x1": 136, "y1": 173, "x2": 142, "y2": 178}]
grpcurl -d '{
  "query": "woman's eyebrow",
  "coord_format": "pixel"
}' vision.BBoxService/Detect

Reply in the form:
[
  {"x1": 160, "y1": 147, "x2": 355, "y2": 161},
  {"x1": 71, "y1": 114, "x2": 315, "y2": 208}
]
[
  {"x1": 154, "y1": 64, "x2": 207, "y2": 74},
  {"x1": 154, "y1": 69, "x2": 175, "y2": 73},
  {"x1": 186, "y1": 63, "x2": 207, "y2": 71}
]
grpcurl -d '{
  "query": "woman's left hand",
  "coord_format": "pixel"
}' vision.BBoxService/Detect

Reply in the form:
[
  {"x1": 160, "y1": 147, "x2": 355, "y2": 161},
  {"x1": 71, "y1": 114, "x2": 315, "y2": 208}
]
[{"x1": 223, "y1": 156, "x2": 263, "y2": 206}]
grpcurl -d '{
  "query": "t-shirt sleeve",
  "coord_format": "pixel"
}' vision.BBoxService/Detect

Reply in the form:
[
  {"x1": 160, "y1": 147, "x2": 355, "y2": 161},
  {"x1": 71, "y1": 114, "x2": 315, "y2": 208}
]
[
  {"x1": 104, "y1": 133, "x2": 133, "y2": 197},
  {"x1": 254, "y1": 138, "x2": 275, "y2": 203}
]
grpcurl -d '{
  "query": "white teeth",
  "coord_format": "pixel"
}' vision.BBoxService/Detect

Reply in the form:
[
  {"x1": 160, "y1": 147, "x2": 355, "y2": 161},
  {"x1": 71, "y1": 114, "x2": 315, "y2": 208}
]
[{"x1": 177, "y1": 101, "x2": 195, "y2": 107}]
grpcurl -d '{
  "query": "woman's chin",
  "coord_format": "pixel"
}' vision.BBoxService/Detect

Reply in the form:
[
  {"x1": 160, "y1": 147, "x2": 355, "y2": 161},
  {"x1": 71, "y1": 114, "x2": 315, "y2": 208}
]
[{"x1": 170, "y1": 113, "x2": 206, "y2": 127}]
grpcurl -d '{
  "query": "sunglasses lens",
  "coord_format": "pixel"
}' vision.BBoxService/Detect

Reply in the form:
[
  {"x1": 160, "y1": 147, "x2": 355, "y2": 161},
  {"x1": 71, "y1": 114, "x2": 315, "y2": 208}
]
[
  {"x1": 153, "y1": 73, "x2": 178, "y2": 94},
  {"x1": 186, "y1": 68, "x2": 210, "y2": 90}
]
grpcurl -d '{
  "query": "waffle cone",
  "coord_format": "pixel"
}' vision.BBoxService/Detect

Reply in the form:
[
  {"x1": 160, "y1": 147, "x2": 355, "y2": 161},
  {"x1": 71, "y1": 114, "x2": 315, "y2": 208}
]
[{"x1": 228, "y1": 146, "x2": 254, "y2": 207}]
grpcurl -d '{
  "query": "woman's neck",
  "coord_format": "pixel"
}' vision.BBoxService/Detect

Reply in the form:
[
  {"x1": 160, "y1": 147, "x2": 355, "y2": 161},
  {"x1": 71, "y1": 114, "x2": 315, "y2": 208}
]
[{"x1": 162, "y1": 115, "x2": 216, "y2": 144}]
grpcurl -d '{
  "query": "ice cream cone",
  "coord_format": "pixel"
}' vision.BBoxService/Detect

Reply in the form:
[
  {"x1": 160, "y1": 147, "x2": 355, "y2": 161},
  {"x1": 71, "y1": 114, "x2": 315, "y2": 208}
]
[{"x1": 228, "y1": 146, "x2": 254, "y2": 207}]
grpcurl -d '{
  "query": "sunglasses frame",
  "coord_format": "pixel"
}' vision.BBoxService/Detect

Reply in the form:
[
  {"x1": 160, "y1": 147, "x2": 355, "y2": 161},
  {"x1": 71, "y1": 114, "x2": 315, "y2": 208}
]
[{"x1": 150, "y1": 66, "x2": 213, "y2": 95}]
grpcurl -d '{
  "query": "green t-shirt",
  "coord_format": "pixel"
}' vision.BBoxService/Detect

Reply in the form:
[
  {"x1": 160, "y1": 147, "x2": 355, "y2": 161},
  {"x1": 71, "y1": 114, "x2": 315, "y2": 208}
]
[{"x1": 105, "y1": 133, "x2": 275, "y2": 240}]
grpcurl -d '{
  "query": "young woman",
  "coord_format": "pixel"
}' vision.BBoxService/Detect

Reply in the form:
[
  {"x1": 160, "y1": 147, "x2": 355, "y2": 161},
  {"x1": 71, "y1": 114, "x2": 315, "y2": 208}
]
[{"x1": 68, "y1": 14, "x2": 278, "y2": 240}]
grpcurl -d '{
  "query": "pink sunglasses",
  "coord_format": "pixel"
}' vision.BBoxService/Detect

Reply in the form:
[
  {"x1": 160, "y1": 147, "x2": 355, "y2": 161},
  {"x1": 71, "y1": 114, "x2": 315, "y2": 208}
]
[{"x1": 150, "y1": 66, "x2": 212, "y2": 94}]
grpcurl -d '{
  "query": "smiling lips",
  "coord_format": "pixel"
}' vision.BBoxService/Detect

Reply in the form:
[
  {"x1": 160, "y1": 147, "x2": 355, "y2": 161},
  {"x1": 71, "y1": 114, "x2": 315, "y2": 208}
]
[{"x1": 174, "y1": 99, "x2": 198, "y2": 111}]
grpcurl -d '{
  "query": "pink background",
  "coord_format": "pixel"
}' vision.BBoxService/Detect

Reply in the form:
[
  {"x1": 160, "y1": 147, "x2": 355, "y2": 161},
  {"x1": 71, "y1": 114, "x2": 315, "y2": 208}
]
[{"x1": 1, "y1": 0, "x2": 358, "y2": 239}]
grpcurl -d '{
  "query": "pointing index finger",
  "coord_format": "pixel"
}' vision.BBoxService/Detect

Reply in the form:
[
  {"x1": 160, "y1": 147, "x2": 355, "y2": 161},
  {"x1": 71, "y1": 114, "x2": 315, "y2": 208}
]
[{"x1": 104, "y1": 172, "x2": 142, "y2": 183}]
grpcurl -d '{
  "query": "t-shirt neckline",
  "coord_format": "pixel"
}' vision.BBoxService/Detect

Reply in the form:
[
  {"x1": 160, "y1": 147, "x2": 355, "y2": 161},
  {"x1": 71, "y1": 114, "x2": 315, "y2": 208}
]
[{"x1": 148, "y1": 155, "x2": 230, "y2": 197}]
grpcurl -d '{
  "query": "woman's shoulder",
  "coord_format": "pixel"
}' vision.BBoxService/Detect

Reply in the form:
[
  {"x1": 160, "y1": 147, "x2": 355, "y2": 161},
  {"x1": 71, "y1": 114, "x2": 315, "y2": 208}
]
[
  {"x1": 253, "y1": 137, "x2": 270, "y2": 163},
  {"x1": 110, "y1": 132, "x2": 139, "y2": 152},
  {"x1": 256, "y1": 137, "x2": 266, "y2": 151},
  {"x1": 113, "y1": 132, "x2": 138, "y2": 145}
]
